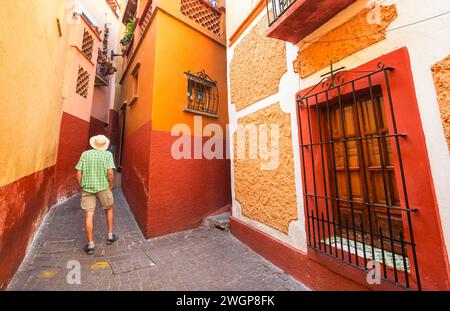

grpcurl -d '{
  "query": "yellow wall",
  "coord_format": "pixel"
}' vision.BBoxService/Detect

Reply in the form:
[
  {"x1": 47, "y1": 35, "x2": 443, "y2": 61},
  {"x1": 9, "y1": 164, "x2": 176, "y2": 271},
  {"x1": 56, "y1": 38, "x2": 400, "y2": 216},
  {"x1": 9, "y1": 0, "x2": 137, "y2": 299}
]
[{"x1": 0, "y1": 0, "x2": 70, "y2": 186}]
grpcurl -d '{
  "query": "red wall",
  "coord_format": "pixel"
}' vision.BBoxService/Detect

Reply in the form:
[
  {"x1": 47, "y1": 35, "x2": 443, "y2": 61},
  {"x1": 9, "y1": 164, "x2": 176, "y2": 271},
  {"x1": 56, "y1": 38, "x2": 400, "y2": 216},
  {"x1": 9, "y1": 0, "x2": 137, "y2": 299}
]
[
  {"x1": 231, "y1": 216, "x2": 369, "y2": 291},
  {"x1": 89, "y1": 116, "x2": 108, "y2": 137},
  {"x1": 121, "y1": 121, "x2": 152, "y2": 234},
  {"x1": 0, "y1": 166, "x2": 55, "y2": 290},
  {"x1": 121, "y1": 122, "x2": 232, "y2": 238},
  {"x1": 107, "y1": 109, "x2": 120, "y2": 147},
  {"x1": 53, "y1": 112, "x2": 90, "y2": 202},
  {"x1": 148, "y1": 130, "x2": 231, "y2": 237}
]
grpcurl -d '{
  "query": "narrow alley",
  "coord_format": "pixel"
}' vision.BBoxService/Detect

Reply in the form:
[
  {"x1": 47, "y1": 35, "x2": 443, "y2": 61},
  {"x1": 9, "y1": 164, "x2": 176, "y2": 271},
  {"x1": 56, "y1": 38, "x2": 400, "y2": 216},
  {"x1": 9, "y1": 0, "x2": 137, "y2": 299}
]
[
  {"x1": 2, "y1": 0, "x2": 450, "y2": 294},
  {"x1": 7, "y1": 179, "x2": 307, "y2": 291}
]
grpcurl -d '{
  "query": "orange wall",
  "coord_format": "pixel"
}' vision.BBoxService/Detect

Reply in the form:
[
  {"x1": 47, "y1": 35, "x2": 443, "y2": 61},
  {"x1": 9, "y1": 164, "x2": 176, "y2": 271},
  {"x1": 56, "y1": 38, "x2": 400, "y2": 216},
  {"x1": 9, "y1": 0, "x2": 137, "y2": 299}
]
[
  {"x1": 120, "y1": 14, "x2": 158, "y2": 136},
  {"x1": 156, "y1": 0, "x2": 226, "y2": 46},
  {"x1": 120, "y1": 4, "x2": 228, "y2": 136},
  {"x1": 0, "y1": 0, "x2": 70, "y2": 187},
  {"x1": 152, "y1": 9, "x2": 228, "y2": 133},
  {"x1": 119, "y1": 2, "x2": 231, "y2": 238}
]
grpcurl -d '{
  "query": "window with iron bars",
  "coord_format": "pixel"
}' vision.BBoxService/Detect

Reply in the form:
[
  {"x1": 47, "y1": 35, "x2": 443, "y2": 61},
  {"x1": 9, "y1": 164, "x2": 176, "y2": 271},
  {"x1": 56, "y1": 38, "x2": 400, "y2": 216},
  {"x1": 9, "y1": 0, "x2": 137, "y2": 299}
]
[
  {"x1": 297, "y1": 64, "x2": 421, "y2": 290},
  {"x1": 184, "y1": 70, "x2": 219, "y2": 117}
]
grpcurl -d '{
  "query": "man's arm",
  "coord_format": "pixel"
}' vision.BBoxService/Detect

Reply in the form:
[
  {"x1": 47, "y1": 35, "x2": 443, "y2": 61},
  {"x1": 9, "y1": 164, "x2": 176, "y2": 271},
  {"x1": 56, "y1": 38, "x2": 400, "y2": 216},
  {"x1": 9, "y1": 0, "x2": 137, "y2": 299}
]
[
  {"x1": 76, "y1": 170, "x2": 83, "y2": 188},
  {"x1": 108, "y1": 169, "x2": 115, "y2": 190}
]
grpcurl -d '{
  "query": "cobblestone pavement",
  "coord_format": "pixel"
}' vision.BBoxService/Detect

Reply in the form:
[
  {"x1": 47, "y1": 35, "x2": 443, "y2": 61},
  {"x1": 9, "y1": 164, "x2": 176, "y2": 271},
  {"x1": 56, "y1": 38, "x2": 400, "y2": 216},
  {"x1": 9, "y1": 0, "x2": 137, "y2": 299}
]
[{"x1": 7, "y1": 187, "x2": 309, "y2": 291}]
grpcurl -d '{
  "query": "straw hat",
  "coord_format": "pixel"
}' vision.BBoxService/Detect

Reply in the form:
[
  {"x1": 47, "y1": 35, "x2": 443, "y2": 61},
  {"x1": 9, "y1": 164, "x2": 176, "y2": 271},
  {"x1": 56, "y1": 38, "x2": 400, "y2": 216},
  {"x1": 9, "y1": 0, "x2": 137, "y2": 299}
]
[{"x1": 90, "y1": 135, "x2": 110, "y2": 151}]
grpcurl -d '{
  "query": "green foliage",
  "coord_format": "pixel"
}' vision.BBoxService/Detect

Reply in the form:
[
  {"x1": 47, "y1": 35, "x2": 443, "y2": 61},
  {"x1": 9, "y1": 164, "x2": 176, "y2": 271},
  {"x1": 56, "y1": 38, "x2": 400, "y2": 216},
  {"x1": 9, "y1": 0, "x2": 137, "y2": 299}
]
[{"x1": 120, "y1": 17, "x2": 136, "y2": 46}]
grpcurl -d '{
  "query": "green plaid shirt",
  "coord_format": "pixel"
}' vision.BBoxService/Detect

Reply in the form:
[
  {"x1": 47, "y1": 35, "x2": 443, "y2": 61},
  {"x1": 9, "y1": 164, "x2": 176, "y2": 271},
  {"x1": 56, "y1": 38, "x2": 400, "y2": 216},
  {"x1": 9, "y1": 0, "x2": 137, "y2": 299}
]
[{"x1": 75, "y1": 149, "x2": 116, "y2": 193}]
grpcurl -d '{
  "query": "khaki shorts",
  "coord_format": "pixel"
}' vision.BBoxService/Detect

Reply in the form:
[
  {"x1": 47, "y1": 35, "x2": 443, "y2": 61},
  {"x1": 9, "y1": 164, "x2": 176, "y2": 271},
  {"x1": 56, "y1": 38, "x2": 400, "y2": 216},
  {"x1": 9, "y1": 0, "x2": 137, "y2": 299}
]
[{"x1": 81, "y1": 189, "x2": 114, "y2": 212}]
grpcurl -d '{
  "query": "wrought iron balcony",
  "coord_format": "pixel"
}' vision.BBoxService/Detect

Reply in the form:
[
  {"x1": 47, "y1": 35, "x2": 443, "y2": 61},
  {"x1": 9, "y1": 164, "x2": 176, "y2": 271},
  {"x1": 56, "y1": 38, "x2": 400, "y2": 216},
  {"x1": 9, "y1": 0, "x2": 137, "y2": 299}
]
[
  {"x1": 95, "y1": 49, "x2": 117, "y2": 87},
  {"x1": 265, "y1": 0, "x2": 357, "y2": 43},
  {"x1": 265, "y1": 0, "x2": 297, "y2": 26},
  {"x1": 105, "y1": 0, "x2": 121, "y2": 17}
]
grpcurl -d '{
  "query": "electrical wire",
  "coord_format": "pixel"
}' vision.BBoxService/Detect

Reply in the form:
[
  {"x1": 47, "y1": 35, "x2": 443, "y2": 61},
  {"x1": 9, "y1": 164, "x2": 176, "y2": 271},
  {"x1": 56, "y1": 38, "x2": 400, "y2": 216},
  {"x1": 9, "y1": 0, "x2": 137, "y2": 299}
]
[{"x1": 300, "y1": 10, "x2": 450, "y2": 44}]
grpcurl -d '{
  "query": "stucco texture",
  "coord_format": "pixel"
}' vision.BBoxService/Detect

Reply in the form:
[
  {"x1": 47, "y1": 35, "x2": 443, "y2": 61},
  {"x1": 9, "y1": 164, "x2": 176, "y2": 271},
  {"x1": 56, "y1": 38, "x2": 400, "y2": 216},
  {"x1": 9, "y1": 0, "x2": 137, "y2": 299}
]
[
  {"x1": 230, "y1": 18, "x2": 287, "y2": 111},
  {"x1": 234, "y1": 103, "x2": 298, "y2": 234},
  {"x1": 431, "y1": 54, "x2": 450, "y2": 154},
  {"x1": 295, "y1": 5, "x2": 398, "y2": 78}
]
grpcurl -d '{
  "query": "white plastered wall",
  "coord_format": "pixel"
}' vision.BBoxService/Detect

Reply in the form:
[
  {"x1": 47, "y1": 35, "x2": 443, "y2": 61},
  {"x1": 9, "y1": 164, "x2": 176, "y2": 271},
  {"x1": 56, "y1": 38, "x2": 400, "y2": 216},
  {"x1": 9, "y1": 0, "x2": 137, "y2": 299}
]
[
  {"x1": 227, "y1": 9, "x2": 308, "y2": 253},
  {"x1": 227, "y1": 0, "x2": 450, "y2": 262}
]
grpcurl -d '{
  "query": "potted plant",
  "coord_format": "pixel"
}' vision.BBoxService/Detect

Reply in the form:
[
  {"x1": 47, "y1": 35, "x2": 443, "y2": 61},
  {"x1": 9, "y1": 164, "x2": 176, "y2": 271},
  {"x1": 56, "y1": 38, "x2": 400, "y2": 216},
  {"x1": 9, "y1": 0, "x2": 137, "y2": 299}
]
[{"x1": 120, "y1": 17, "x2": 136, "y2": 50}]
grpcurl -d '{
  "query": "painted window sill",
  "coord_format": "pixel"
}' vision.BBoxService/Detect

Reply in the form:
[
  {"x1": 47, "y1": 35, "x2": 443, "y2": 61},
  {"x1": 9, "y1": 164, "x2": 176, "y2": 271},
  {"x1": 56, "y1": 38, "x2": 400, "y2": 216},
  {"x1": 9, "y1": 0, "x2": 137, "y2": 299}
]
[
  {"x1": 129, "y1": 96, "x2": 138, "y2": 106},
  {"x1": 183, "y1": 107, "x2": 218, "y2": 119}
]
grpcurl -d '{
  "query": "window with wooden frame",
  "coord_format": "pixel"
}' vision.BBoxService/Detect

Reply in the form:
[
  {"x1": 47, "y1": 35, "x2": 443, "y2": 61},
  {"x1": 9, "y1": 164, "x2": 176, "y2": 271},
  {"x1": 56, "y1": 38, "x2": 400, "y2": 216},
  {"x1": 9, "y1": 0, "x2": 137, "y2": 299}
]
[
  {"x1": 184, "y1": 70, "x2": 219, "y2": 117},
  {"x1": 297, "y1": 63, "x2": 421, "y2": 290}
]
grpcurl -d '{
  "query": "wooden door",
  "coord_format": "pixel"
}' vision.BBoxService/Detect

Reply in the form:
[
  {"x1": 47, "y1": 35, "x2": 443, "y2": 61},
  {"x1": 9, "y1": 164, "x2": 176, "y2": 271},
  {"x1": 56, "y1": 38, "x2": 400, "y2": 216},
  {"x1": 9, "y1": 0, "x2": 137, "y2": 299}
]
[{"x1": 323, "y1": 93, "x2": 404, "y2": 253}]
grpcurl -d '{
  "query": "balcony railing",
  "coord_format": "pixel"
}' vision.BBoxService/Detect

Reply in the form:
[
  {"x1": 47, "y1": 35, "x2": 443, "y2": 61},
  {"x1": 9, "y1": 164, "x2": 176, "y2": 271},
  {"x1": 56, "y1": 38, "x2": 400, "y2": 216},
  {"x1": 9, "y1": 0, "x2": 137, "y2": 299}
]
[
  {"x1": 95, "y1": 49, "x2": 117, "y2": 87},
  {"x1": 121, "y1": 0, "x2": 154, "y2": 67},
  {"x1": 265, "y1": 0, "x2": 356, "y2": 43},
  {"x1": 180, "y1": 0, "x2": 224, "y2": 36},
  {"x1": 105, "y1": 0, "x2": 121, "y2": 17},
  {"x1": 266, "y1": 0, "x2": 297, "y2": 26},
  {"x1": 138, "y1": 0, "x2": 153, "y2": 37}
]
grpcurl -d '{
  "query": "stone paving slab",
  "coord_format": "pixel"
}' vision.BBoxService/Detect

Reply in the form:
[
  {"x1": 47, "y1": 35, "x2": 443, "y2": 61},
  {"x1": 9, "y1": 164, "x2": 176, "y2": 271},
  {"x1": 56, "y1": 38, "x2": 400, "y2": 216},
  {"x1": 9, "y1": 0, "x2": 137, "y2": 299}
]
[
  {"x1": 107, "y1": 248, "x2": 156, "y2": 275},
  {"x1": 38, "y1": 240, "x2": 76, "y2": 254},
  {"x1": 7, "y1": 185, "x2": 309, "y2": 291}
]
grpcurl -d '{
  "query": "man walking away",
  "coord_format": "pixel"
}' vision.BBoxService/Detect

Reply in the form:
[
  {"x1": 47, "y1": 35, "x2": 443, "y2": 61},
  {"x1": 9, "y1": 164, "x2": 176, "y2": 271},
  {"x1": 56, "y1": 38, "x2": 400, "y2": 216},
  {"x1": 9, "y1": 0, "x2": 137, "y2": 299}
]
[{"x1": 76, "y1": 135, "x2": 119, "y2": 255}]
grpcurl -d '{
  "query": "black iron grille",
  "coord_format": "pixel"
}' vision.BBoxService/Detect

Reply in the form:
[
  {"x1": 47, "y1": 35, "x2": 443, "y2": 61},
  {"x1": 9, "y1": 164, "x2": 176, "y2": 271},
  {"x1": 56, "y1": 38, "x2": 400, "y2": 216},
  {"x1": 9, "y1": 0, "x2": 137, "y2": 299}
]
[
  {"x1": 184, "y1": 70, "x2": 219, "y2": 116},
  {"x1": 265, "y1": 0, "x2": 297, "y2": 26},
  {"x1": 296, "y1": 64, "x2": 421, "y2": 290}
]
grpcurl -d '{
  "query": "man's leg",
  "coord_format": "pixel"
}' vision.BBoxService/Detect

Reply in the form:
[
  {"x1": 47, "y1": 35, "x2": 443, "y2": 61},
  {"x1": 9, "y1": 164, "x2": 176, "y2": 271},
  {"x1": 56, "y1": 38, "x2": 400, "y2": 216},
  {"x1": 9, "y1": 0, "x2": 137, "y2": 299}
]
[
  {"x1": 81, "y1": 191, "x2": 96, "y2": 254},
  {"x1": 105, "y1": 207, "x2": 114, "y2": 236},
  {"x1": 85, "y1": 211, "x2": 95, "y2": 243},
  {"x1": 99, "y1": 189, "x2": 118, "y2": 244}
]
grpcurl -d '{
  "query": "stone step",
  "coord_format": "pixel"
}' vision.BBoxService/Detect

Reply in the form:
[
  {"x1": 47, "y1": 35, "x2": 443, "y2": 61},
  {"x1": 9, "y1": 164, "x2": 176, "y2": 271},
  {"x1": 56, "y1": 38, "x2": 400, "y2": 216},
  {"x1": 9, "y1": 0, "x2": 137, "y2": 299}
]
[{"x1": 202, "y1": 212, "x2": 230, "y2": 231}]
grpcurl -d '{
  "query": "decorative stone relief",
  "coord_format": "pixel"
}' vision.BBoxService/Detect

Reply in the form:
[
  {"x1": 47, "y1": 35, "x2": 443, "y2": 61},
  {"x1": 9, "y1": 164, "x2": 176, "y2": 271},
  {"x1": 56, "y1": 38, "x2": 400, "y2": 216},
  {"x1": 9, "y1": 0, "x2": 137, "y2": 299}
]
[
  {"x1": 230, "y1": 18, "x2": 287, "y2": 111},
  {"x1": 294, "y1": 5, "x2": 398, "y2": 78},
  {"x1": 431, "y1": 54, "x2": 450, "y2": 154},
  {"x1": 234, "y1": 103, "x2": 298, "y2": 234}
]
